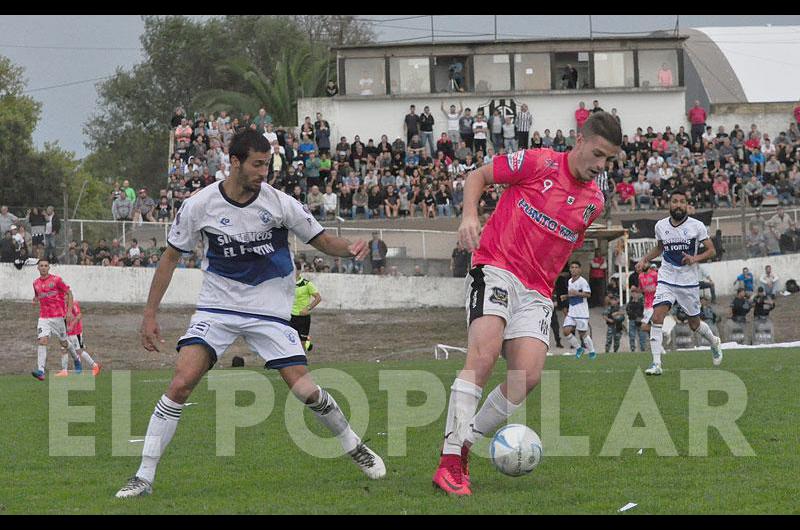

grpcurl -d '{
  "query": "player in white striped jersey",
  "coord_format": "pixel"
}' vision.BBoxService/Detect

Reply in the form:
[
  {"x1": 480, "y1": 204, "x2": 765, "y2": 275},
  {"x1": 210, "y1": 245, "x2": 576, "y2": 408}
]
[
  {"x1": 561, "y1": 261, "x2": 597, "y2": 359},
  {"x1": 635, "y1": 189, "x2": 722, "y2": 375},
  {"x1": 116, "y1": 130, "x2": 385, "y2": 499}
]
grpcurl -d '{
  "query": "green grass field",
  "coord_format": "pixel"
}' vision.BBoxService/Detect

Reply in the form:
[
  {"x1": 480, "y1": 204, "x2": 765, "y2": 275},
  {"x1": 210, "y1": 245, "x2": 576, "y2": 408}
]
[{"x1": 1, "y1": 348, "x2": 799, "y2": 514}]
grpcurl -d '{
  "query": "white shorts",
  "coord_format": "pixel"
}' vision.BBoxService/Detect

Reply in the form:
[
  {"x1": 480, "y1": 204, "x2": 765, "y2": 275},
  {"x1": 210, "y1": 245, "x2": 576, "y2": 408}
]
[
  {"x1": 642, "y1": 307, "x2": 654, "y2": 324},
  {"x1": 653, "y1": 282, "x2": 701, "y2": 318},
  {"x1": 563, "y1": 315, "x2": 590, "y2": 332},
  {"x1": 67, "y1": 334, "x2": 84, "y2": 350},
  {"x1": 465, "y1": 265, "x2": 554, "y2": 346},
  {"x1": 177, "y1": 310, "x2": 307, "y2": 370},
  {"x1": 37, "y1": 318, "x2": 68, "y2": 341}
]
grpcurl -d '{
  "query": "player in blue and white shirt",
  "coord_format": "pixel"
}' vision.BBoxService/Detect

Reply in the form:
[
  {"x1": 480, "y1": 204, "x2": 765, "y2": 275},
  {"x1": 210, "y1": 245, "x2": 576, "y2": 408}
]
[
  {"x1": 561, "y1": 261, "x2": 597, "y2": 359},
  {"x1": 116, "y1": 131, "x2": 385, "y2": 499},
  {"x1": 636, "y1": 189, "x2": 722, "y2": 376}
]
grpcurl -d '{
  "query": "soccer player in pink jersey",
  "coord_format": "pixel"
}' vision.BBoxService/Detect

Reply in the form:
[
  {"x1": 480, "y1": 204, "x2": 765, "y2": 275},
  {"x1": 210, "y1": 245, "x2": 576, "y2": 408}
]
[
  {"x1": 638, "y1": 263, "x2": 659, "y2": 334},
  {"x1": 31, "y1": 259, "x2": 79, "y2": 381},
  {"x1": 59, "y1": 300, "x2": 102, "y2": 377},
  {"x1": 432, "y1": 112, "x2": 621, "y2": 496}
]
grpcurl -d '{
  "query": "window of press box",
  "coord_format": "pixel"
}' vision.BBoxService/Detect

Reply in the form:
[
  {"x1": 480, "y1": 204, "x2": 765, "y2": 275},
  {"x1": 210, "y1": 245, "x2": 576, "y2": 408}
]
[
  {"x1": 553, "y1": 52, "x2": 591, "y2": 90},
  {"x1": 638, "y1": 50, "x2": 679, "y2": 88},
  {"x1": 432, "y1": 55, "x2": 471, "y2": 93},
  {"x1": 389, "y1": 57, "x2": 430, "y2": 95},
  {"x1": 593, "y1": 51, "x2": 635, "y2": 88},
  {"x1": 514, "y1": 53, "x2": 551, "y2": 91},
  {"x1": 345, "y1": 58, "x2": 386, "y2": 96},
  {"x1": 473, "y1": 54, "x2": 511, "y2": 92}
]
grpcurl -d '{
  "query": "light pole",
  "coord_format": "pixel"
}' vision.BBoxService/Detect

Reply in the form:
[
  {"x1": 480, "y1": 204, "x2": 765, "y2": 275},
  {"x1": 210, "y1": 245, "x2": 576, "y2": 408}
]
[{"x1": 63, "y1": 160, "x2": 84, "y2": 259}]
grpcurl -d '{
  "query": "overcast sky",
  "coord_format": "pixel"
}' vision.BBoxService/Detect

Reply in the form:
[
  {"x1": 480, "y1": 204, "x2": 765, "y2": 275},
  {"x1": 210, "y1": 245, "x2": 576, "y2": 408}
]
[{"x1": 2, "y1": 14, "x2": 800, "y2": 158}]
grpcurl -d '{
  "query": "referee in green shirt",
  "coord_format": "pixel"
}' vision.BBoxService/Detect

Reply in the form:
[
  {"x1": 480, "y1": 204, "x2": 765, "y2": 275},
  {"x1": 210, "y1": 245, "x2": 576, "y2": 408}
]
[{"x1": 292, "y1": 260, "x2": 322, "y2": 352}]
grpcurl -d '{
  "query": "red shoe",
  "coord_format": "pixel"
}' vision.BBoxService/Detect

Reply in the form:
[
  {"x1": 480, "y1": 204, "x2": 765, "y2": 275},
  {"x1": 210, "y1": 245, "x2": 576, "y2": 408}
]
[
  {"x1": 461, "y1": 445, "x2": 471, "y2": 489},
  {"x1": 92, "y1": 362, "x2": 102, "y2": 377},
  {"x1": 432, "y1": 454, "x2": 471, "y2": 496}
]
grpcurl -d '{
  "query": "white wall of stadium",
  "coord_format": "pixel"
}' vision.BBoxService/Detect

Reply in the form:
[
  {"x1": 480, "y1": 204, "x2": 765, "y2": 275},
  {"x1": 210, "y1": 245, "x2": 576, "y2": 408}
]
[
  {"x1": 2, "y1": 253, "x2": 799, "y2": 308},
  {"x1": 708, "y1": 103, "x2": 796, "y2": 142},
  {"x1": 0, "y1": 264, "x2": 463, "y2": 309},
  {"x1": 298, "y1": 90, "x2": 688, "y2": 145}
]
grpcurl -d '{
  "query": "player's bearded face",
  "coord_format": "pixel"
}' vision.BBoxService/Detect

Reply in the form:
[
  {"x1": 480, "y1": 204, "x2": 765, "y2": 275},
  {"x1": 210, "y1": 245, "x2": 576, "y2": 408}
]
[{"x1": 669, "y1": 200, "x2": 687, "y2": 222}]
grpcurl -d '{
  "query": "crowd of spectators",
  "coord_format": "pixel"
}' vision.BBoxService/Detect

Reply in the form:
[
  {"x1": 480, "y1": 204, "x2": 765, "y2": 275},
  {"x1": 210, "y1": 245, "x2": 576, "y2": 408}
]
[
  {"x1": 163, "y1": 99, "x2": 800, "y2": 230},
  {"x1": 0, "y1": 205, "x2": 62, "y2": 266},
  {"x1": 6, "y1": 98, "x2": 800, "y2": 271}
]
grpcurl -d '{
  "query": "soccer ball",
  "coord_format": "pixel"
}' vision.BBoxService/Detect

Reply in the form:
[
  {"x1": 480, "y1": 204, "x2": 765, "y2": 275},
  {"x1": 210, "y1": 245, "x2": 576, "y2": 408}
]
[{"x1": 490, "y1": 424, "x2": 543, "y2": 477}]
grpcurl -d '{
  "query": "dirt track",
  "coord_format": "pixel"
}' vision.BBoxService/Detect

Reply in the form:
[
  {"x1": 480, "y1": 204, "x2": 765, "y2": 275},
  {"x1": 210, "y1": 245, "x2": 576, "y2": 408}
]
[
  {"x1": 2, "y1": 292, "x2": 798, "y2": 375},
  {"x1": 0, "y1": 302, "x2": 467, "y2": 374}
]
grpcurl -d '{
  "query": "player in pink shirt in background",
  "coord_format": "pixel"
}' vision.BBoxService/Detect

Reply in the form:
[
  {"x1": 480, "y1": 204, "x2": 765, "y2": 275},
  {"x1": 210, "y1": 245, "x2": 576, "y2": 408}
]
[
  {"x1": 432, "y1": 112, "x2": 622, "y2": 496},
  {"x1": 638, "y1": 262, "x2": 659, "y2": 335},
  {"x1": 61, "y1": 300, "x2": 102, "y2": 377},
  {"x1": 31, "y1": 259, "x2": 79, "y2": 380}
]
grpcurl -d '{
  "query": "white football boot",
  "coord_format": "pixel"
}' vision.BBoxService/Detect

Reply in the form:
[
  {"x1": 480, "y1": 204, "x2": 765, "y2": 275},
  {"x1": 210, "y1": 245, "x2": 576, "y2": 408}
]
[
  {"x1": 348, "y1": 442, "x2": 386, "y2": 480},
  {"x1": 115, "y1": 476, "x2": 153, "y2": 498}
]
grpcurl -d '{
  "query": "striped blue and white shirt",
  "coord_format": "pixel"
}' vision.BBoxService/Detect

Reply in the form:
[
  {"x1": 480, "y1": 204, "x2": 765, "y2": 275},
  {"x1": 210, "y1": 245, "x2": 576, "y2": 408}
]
[
  {"x1": 168, "y1": 181, "x2": 323, "y2": 320},
  {"x1": 655, "y1": 216, "x2": 709, "y2": 287}
]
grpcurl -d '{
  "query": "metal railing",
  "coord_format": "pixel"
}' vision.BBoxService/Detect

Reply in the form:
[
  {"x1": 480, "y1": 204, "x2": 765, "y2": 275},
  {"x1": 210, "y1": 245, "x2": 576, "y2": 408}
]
[
  {"x1": 65, "y1": 219, "x2": 458, "y2": 261},
  {"x1": 294, "y1": 226, "x2": 457, "y2": 261},
  {"x1": 66, "y1": 220, "x2": 172, "y2": 249}
]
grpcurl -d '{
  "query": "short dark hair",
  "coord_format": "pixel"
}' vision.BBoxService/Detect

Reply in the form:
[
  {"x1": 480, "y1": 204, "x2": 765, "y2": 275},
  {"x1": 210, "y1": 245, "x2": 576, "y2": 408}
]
[
  {"x1": 37, "y1": 258, "x2": 49, "y2": 265},
  {"x1": 582, "y1": 112, "x2": 622, "y2": 146},
  {"x1": 229, "y1": 129, "x2": 269, "y2": 164},
  {"x1": 669, "y1": 188, "x2": 688, "y2": 199},
  {"x1": 570, "y1": 260, "x2": 581, "y2": 268}
]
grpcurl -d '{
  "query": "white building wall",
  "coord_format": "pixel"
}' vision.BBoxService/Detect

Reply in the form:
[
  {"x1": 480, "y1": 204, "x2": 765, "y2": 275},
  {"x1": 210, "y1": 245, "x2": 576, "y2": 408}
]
[
  {"x1": 708, "y1": 109, "x2": 796, "y2": 142},
  {"x1": 0, "y1": 264, "x2": 463, "y2": 309},
  {"x1": 299, "y1": 90, "x2": 688, "y2": 145},
  {"x1": 3, "y1": 254, "x2": 798, "y2": 309}
]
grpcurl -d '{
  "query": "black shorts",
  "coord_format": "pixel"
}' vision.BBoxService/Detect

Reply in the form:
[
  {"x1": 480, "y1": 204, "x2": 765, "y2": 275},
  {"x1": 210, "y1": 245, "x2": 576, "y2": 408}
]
[
  {"x1": 290, "y1": 314, "x2": 311, "y2": 338},
  {"x1": 372, "y1": 259, "x2": 386, "y2": 270}
]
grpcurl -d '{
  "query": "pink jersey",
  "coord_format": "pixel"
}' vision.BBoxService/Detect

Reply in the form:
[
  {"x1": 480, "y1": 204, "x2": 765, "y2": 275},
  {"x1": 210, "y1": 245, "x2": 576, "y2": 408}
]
[
  {"x1": 67, "y1": 301, "x2": 83, "y2": 336},
  {"x1": 472, "y1": 149, "x2": 605, "y2": 298},
  {"x1": 33, "y1": 274, "x2": 70, "y2": 319},
  {"x1": 638, "y1": 270, "x2": 658, "y2": 309}
]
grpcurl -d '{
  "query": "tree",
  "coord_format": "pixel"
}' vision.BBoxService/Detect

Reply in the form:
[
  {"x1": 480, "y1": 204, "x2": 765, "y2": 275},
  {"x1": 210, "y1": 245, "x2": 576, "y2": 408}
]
[
  {"x1": 0, "y1": 55, "x2": 42, "y2": 208},
  {"x1": 0, "y1": 55, "x2": 108, "y2": 231},
  {"x1": 83, "y1": 15, "x2": 375, "y2": 208},
  {"x1": 191, "y1": 45, "x2": 330, "y2": 126}
]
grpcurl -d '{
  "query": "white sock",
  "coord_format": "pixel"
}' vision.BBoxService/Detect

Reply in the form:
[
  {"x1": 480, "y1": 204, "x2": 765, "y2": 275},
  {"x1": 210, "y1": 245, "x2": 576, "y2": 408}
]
[
  {"x1": 308, "y1": 386, "x2": 361, "y2": 454},
  {"x1": 80, "y1": 350, "x2": 96, "y2": 367},
  {"x1": 695, "y1": 321, "x2": 717, "y2": 344},
  {"x1": 61, "y1": 353, "x2": 68, "y2": 371},
  {"x1": 37, "y1": 345, "x2": 47, "y2": 372},
  {"x1": 136, "y1": 395, "x2": 183, "y2": 484},
  {"x1": 467, "y1": 385, "x2": 521, "y2": 446},
  {"x1": 65, "y1": 341, "x2": 79, "y2": 363},
  {"x1": 443, "y1": 378, "x2": 483, "y2": 456},
  {"x1": 650, "y1": 324, "x2": 664, "y2": 365},
  {"x1": 583, "y1": 335, "x2": 596, "y2": 353},
  {"x1": 565, "y1": 333, "x2": 581, "y2": 349}
]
